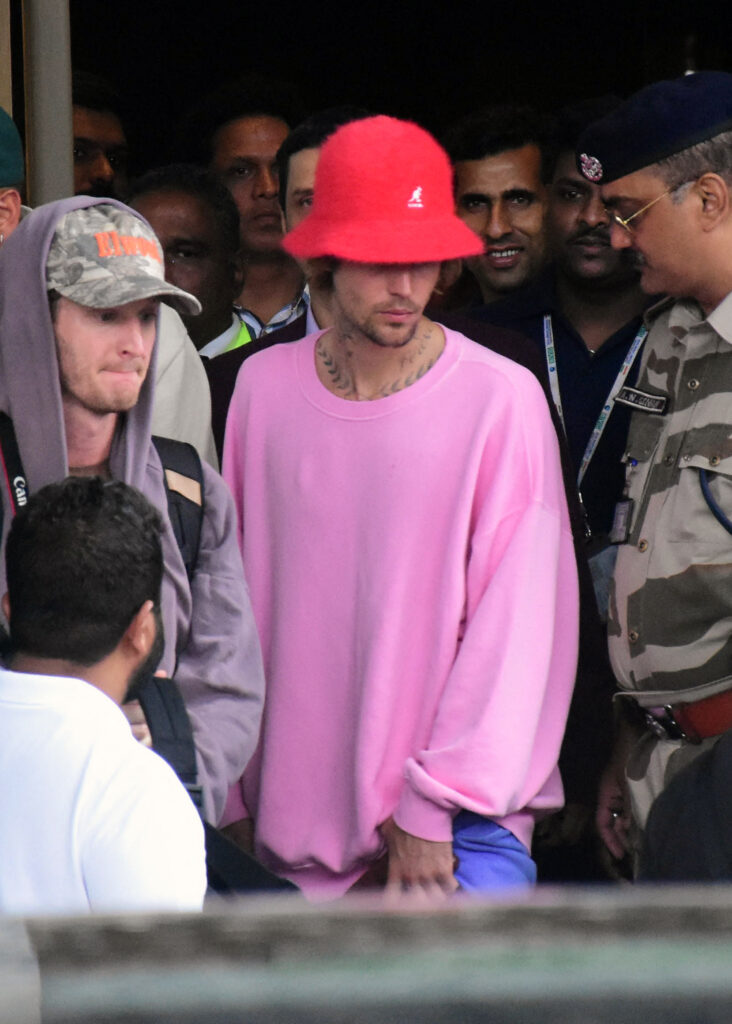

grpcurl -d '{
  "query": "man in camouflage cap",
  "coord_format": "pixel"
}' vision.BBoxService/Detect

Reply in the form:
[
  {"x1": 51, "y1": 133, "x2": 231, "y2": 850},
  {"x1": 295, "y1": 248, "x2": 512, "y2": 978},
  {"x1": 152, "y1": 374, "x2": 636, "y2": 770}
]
[
  {"x1": 0, "y1": 197, "x2": 265, "y2": 832},
  {"x1": 47, "y1": 203, "x2": 201, "y2": 317},
  {"x1": 576, "y1": 71, "x2": 732, "y2": 870}
]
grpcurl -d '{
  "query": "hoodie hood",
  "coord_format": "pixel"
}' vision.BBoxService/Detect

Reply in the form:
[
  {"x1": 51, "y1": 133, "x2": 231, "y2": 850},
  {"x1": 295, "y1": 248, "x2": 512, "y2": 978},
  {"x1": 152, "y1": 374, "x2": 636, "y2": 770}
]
[
  {"x1": 0, "y1": 195, "x2": 161, "y2": 492},
  {"x1": 0, "y1": 196, "x2": 193, "y2": 688}
]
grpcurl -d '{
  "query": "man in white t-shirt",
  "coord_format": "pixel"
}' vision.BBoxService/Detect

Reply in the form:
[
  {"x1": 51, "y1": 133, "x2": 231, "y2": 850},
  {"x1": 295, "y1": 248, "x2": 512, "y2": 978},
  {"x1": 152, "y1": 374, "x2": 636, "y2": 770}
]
[{"x1": 0, "y1": 476, "x2": 206, "y2": 916}]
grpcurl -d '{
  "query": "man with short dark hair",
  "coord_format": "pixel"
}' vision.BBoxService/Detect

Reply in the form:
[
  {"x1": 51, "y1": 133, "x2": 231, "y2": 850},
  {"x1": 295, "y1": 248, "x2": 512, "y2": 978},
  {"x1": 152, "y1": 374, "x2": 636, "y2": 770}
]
[
  {"x1": 223, "y1": 116, "x2": 577, "y2": 899},
  {"x1": 72, "y1": 71, "x2": 130, "y2": 200},
  {"x1": 129, "y1": 164, "x2": 247, "y2": 355},
  {"x1": 443, "y1": 105, "x2": 553, "y2": 306},
  {"x1": 203, "y1": 106, "x2": 371, "y2": 454},
  {"x1": 67, "y1": 74, "x2": 217, "y2": 465},
  {"x1": 0, "y1": 476, "x2": 206, "y2": 915},
  {"x1": 475, "y1": 98, "x2": 650, "y2": 546},
  {"x1": 181, "y1": 75, "x2": 306, "y2": 335},
  {"x1": 575, "y1": 72, "x2": 732, "y2": 868},
  {"x1": 0, "y1": 198, "x2": 264, "y2": 829}
]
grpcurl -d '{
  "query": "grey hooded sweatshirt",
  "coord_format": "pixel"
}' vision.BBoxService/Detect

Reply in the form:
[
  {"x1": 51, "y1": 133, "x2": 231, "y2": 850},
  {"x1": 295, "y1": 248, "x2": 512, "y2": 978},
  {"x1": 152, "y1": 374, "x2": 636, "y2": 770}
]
[{"x1": 0, "y1": 195, "x2": 264, "y2": 823}]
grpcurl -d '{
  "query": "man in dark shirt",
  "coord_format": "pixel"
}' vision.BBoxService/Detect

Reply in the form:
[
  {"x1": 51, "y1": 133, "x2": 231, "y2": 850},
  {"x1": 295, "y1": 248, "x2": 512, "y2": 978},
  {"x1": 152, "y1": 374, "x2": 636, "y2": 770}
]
[{"x1": 473, "y1": 100, "x2": 651, "y2": 551}]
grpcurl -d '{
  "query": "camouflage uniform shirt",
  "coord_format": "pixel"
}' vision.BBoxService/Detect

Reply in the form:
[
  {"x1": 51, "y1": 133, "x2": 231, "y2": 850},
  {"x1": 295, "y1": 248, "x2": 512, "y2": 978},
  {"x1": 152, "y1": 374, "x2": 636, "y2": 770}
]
[{"x1": 609, "y1": 291, "x2": 732, "y2": 708}]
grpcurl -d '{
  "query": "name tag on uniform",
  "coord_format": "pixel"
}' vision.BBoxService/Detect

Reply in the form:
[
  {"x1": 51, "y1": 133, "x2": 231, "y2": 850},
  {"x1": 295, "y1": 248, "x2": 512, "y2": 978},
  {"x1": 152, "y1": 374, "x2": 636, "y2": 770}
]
[
  {"x1": 609, "y1": 498, "x2": 634, "y2": 544},
  {"x1": 614, "y1": 386, "x2": 668, "y2": 415}
]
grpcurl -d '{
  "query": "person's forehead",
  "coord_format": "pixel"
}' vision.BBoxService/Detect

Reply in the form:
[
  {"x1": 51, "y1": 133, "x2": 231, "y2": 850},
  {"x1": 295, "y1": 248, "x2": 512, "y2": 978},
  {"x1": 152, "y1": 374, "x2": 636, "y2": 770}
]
[
  {"x1": 134, "y1": 189, "x2": 217, "y2": 242},
  {"x1": 286, "y1": 147, "x2": 320, "y2": 193},
  {"x1": 552, "y1": 149, "x2": 593, "y2": 185},
  {"x1": 455, "y1": 144, "x2": 543, "y2": 195},
  {"x1": 72, "y1": 106, "x2": 127, "y2": 147},
  {"x1": 211, "y1": 115, "x2": 289, "y2": 163},
  {"x1": 600, "y1": 166, "x2": 667, "y2": 204}
]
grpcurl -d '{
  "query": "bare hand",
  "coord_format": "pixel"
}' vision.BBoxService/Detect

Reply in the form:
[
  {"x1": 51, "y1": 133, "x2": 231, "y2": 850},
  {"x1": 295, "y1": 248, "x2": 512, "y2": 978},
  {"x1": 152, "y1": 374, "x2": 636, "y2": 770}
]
[
  {"x1": 381, "y1": 816, "x2": 458, "y2": 905},
  {"x1": 121, "y1": 699, "x2": 152, "y2": 747},
  {"x1": 596, "y1": 760, "x2": 631, "y2": 860}
]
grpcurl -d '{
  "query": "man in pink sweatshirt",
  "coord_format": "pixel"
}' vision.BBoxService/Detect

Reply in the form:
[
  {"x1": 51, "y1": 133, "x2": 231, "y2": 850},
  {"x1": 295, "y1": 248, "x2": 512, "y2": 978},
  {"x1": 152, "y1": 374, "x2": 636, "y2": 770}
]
[{"x1": 222, "y1": 116, "x2": 579, "y2": 900}]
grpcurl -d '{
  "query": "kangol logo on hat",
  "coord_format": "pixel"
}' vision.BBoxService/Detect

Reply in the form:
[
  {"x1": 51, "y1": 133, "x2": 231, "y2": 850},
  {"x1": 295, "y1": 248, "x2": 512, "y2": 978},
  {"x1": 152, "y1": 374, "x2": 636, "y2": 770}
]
[
  {"x1": 282, "y1": 115, "x2": 483, "y2": 264},
  {"x1": 579, "y1": 153, "x2": 603, "y2": 183}
]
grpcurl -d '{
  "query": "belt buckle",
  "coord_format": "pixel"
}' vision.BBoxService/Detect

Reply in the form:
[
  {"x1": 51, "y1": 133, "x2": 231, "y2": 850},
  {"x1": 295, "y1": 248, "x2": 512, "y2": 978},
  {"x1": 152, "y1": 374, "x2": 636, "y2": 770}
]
[{"x1": 644, "y1": 705, "x2": 687, "y2": 741}]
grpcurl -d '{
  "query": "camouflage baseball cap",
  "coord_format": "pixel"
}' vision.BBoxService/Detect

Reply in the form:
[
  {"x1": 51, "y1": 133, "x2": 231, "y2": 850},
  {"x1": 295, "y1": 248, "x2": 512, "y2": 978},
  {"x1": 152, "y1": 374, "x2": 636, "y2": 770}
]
[{"x1": 46, "y1": 204, "x2": 201, "y2": 315}]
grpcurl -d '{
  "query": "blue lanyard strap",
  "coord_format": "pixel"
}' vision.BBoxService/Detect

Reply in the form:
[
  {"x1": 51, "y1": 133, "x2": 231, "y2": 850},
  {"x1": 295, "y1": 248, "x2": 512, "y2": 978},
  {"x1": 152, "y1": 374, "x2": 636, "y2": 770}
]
[{"x1": 543, "y1": 314, "x2": 647, "y2": 489}]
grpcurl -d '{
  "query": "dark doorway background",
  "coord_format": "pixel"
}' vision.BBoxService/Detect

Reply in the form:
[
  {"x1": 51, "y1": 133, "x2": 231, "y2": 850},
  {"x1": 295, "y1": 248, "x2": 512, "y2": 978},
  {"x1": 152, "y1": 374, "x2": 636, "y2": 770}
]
[{"x1": 64, "y1": 0, "x2": 732, "y2": 175}]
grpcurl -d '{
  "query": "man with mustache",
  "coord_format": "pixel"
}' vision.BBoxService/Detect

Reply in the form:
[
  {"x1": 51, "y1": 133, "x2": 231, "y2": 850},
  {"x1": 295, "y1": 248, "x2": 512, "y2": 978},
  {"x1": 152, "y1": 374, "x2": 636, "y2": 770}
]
[
  {"x1": 444, "y1": 106, "x2": 551, "y2": 309},
  {"x1": 469, "y1": 101, "x2": 651, "y2": 881},
  {"x1": 473, "y1": 100, "x2": 651, "y2": 549},
  {"x1": 577, "y1": 71, "x2": 732, "y2": 876}
]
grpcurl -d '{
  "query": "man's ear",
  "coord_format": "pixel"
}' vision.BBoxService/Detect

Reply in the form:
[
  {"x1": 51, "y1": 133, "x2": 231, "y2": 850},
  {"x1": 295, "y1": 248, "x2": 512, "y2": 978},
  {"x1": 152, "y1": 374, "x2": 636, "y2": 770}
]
[
  {"x1": 1, "y1": 592, "x2": 10, "y2": 623},
  {"x1": 124, "y1": 599, "x2": 156, "y2": 659},
  {"x1": 0, "y1": 188, "x2": 22, "y2": 241},
  {"x1": 695, "y1": 173, "x2": 730, "y2": 230}
]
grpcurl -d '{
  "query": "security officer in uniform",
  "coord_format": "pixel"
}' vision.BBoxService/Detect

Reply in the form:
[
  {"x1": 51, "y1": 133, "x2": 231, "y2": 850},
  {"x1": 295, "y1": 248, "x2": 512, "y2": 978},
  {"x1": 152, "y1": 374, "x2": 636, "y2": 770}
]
[{"x1": 577, "y1": 72, "x2": 732, "y2": 868}]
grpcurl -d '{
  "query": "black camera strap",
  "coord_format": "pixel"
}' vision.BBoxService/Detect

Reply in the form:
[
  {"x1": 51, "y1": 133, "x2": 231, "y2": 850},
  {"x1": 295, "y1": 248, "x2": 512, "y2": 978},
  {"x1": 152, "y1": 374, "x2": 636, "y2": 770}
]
[{"x1": 0, "y1": 412, "x2": 29, "y2": 524}]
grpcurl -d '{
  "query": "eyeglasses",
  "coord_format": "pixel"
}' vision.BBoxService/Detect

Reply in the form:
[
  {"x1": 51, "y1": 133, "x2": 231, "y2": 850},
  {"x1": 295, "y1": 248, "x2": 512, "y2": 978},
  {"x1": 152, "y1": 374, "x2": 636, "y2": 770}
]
[{"x1": 611, "y1": 182, "x2": 692, "y2": 235}]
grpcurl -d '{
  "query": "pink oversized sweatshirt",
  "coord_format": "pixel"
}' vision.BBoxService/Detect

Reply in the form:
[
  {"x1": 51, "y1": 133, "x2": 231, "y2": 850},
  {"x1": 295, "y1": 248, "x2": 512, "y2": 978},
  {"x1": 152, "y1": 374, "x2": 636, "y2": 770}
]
[{"x1": 223, "y1": 327, "x2": 578, "y2": 898}]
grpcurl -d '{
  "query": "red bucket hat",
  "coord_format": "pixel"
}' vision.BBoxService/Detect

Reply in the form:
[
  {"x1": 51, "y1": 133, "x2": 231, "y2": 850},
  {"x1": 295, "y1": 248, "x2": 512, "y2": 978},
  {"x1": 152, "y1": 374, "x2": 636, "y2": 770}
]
[{"x1": 283, "y1": 115, "x2": 483, "y2": 264}]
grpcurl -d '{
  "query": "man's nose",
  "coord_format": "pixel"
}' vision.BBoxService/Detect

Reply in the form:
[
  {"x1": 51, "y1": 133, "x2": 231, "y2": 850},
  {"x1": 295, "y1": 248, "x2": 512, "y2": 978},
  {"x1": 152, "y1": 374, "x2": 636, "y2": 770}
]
[
  {"x1": 386, "y1": 269, "x2": 414, "y2": 296},
  {"x1": 609, "y1": 221, "x2": 634, "y2": 250},
  {"x1": 581, "y1": 193, "x2": 611, "y2": 229},
  {"x1": 484, "y1": 203, "x2": 511, "y2": 239},
  {"x1": 254, "y1": 165, "x2": 279, "y2": 198},
  {"x1": 90, "y1": 152, "x2": 114, "y2": 184},
  {"x1": 120, "y1": 320, "x2": 148, "y2": 355}
]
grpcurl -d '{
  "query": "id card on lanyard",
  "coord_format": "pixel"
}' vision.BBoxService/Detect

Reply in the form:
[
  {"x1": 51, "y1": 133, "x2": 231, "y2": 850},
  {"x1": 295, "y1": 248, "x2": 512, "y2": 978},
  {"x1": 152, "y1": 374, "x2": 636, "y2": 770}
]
[{"x1": 543, "y1": 314, "x2": 647, "y2": 537}]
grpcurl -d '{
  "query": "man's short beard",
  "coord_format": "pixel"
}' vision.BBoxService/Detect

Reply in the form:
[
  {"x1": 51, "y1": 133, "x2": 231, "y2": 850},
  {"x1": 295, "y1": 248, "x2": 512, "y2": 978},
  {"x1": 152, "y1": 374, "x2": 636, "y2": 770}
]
[
  {"x1": 360, "y1": 319, "x2": 420, "y2": 349},
  {"x1": 124, "y1": 605, "x2": 165, "y2": 703}
]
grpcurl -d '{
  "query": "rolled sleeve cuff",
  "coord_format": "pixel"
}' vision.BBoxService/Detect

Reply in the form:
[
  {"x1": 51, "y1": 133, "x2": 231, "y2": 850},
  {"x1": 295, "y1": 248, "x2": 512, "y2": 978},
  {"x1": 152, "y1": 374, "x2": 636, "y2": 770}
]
[{"x1": 393, "y1": 783, "x2": 457, "y2": 842}]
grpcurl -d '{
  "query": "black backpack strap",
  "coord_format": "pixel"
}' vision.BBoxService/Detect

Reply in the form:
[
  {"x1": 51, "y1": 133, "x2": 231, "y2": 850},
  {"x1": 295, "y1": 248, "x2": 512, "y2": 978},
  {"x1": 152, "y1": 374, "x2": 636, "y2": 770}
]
[
  {"x1": 152, "y1": 436, "x2": 204, "y2": 582},
  {"x1": 203, "y1": 824, "x2": 298, "y2": 894},
  {"x1": 137, "y1": 674, "x2": 204, "y2": 813}
]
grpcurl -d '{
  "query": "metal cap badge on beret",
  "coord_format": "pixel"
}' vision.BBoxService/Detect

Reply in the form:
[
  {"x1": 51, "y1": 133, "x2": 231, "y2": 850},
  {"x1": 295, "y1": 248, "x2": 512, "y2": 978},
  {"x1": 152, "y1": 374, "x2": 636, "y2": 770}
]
[
  {"x1": 576, "y1": 71, "x2": 732, "y2": 185},
  {"x1": 46, "y1": 204, "x2": 201, "y2": 315},
  {"x1": 0, "y1": 105, "x2": 24, "y2": 188}
]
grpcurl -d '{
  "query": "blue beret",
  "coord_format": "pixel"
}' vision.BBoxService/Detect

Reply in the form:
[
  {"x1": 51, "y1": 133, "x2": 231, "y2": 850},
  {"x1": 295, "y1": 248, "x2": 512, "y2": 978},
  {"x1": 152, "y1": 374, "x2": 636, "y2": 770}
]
[
  {"x1": 576, "y1": 71, "x2": 732, "y2": 185},
  {"x1": 0, "y1": 105, "x2": 23, "y2": 188}
]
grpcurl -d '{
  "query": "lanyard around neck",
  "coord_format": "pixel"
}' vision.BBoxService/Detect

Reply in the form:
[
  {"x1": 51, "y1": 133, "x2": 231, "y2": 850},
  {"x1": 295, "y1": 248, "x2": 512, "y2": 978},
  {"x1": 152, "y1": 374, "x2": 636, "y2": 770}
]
[{"x1": 543, "y1": 313, "x2": 647, "y2": 489}]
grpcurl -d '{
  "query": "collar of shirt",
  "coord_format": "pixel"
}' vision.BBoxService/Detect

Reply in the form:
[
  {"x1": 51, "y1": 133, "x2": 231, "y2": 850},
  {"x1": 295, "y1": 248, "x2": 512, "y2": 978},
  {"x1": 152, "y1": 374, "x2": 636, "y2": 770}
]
[
  {"x1": 664, "y1": 291, "x2": 732, "y2": 347},
  {"x1": 305, "y1": 294, "x2": 319, "y2": 334},
  {"x1": 534, "y1": 269, "x2": 646, "y2": 358},
  {"x1": 237, "y1": 285, "x2": 310, "y2": 338},
  {"x1": 198, "y1": 313, "x2": 241, "y2": 359},
  {"x1": 706, "y1": 290, "x2": 732, "y2": 346}
]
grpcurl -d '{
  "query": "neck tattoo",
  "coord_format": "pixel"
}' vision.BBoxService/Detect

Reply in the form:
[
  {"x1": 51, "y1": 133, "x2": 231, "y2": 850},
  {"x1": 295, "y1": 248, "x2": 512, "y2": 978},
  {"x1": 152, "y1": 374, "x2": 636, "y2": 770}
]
[{"x1": 316, "y1": 327, "x2": 438, "y2": 401}]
